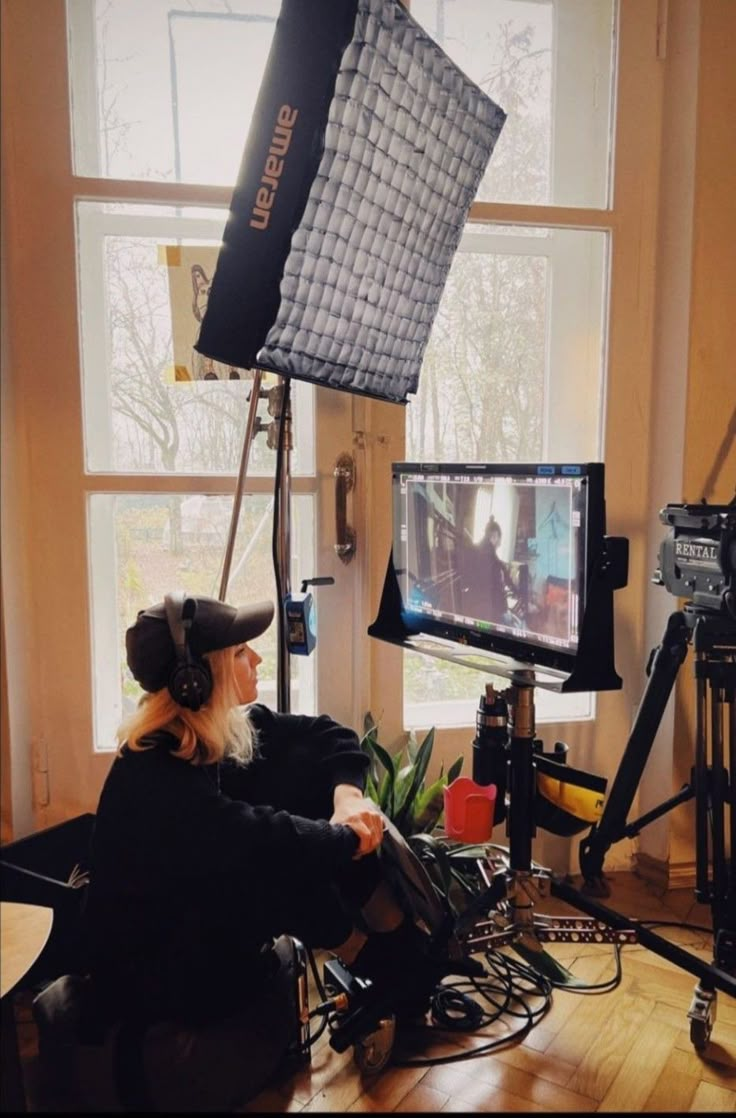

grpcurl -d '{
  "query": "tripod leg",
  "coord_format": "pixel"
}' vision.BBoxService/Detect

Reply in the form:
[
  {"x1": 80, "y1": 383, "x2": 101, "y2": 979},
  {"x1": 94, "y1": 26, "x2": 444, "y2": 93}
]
[
  {"x1": 710, "y1": 667, "x2": 727, "y2": 903},
  {"x1": 711, "y1": 663, "x2": 736, "y2": 971},
  {"x1": 730, "y1": 688, "x2": 736, "y2": 899},
  {"x1": 579, "y1": 611, "x2": 690, "y2": 889},
  {"x1": 695, "y1": 667, "x2": 710, "y2": 900}
]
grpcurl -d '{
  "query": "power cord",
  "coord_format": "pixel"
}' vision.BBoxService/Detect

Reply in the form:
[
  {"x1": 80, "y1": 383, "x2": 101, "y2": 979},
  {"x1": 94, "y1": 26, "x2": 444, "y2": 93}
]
[
  {"x1": 300, "y1": 870, "x2": 707, "y2": 1067},
  {"x1": 547, "y1": 944, "x2": 623, "y2": 993},
  {"x1": 391, "y1": 951, "x2": 553, "y2": 1068},
  {"x1": 302, "y1": 931, "x2": 625, "y2": 1069},
  {"x1": 304, "y1": 945, "x2": 333, "y2": 1045},
  {"x1": 640, "y1": 919, "x2": 713, "y2": 935}
]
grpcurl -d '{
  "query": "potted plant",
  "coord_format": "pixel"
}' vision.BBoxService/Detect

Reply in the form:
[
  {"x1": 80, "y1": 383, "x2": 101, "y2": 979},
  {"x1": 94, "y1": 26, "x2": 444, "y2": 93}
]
[{"x1": 359, "y1": 712, "x2": 464, "y2": 839}]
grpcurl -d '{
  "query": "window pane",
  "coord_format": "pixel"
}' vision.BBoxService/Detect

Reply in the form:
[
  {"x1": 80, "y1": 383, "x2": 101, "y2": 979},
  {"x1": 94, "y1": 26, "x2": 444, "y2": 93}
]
[
  {"x1": 407, "y1": 225, "x2": 608, "y2": 463},
  {"x1": 408, "y1": 246, "x2": 548, "y2": 462},
  {"x1": 411, "y1": 0, "x2": 616, "y2": 208},
  {"x1": 405, "y1": 674, "x2": 592, "y2": 728},
  {"x1": 89, "y1": 492, "x2": 315, "y2": 751},
  {"x1": 67, "y1": 0, "x2": 279, "y2": 184},
  {"x1": 77, "y1": 201, "x2": 315, "y2": 475},
  {"x1": 404, "y1": 223, "x2": 607, "y2": 726}
]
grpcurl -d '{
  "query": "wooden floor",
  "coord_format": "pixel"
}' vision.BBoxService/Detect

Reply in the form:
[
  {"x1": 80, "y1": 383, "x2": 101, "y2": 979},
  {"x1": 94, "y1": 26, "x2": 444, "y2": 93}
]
[{"x1": 14, "y1": 872, "x2": 736, "y2": 1112}]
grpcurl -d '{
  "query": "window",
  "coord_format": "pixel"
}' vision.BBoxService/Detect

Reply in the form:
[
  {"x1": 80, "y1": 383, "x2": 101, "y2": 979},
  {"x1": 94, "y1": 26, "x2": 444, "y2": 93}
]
[
  {"x1": 76, "y1": 202, "x2": 315, "y2": 476},
  {"x1": 89, "y1": 492, "x2": 315, "y2": 749},
  {"x1": 67, "y1": 1, "x2": 281, "y2": 185},
  {"x1": 411, "y1": 0, "x2": 615, "y2": 208},
  {"x1": 3, "y1": 0, "x2": 667, "y2": 837},
  {"x1": 67, "y1": 3, "x2": 326, "y2": 748},
  {"x1": 402, "y1": 0, "x2": 615, "y2": 729}
]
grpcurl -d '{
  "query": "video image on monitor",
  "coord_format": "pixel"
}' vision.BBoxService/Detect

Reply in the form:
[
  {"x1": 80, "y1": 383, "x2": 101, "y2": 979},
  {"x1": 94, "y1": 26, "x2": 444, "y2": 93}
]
[{"x1": 394, "y1": 465, "x2": 590, "y2": 657}]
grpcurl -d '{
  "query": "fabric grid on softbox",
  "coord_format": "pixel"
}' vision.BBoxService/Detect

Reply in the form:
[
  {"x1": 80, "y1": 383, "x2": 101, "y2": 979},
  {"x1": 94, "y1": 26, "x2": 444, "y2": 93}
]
[{"x1": 196, "y1": 0, "x2": 506, "y2": 404}]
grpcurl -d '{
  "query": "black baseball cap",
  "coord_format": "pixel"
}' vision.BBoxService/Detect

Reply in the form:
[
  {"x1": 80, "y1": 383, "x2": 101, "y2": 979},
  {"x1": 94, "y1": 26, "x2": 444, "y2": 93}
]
[{"x1": 126, "y1": 594, "x2": 274, "y2": 694}]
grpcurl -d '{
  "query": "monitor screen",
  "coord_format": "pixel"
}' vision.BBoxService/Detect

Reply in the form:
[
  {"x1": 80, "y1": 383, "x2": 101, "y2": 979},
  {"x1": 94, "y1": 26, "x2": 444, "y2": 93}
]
[{"x1": 392, "y1": 462, "x2": 606, "y2": 673}]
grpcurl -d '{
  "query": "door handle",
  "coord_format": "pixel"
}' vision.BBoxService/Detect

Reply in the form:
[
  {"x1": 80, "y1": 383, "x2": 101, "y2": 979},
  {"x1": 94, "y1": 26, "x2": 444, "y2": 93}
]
[{"x1": 334, "y1": 453, "x2": 356, "y2": 563}]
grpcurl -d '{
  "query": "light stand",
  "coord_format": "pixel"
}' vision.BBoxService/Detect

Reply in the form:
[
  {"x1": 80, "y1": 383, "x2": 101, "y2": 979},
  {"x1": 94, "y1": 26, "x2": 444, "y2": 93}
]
[
  {"x1": 218, "y1": 369, "x2": 264, "y2": 600},
  {"x1": 270, "y1": 378, "x2": 293, "y2": 713},
  {"x1": 218, "y1": 371, "x2": 294, "y2": 712}
]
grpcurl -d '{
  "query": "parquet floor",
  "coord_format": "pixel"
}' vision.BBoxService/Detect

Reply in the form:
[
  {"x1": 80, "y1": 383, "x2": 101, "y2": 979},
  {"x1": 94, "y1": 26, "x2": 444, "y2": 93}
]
[{"x1": 14, "y1": 872, "x2": 736, "y2": 1112}]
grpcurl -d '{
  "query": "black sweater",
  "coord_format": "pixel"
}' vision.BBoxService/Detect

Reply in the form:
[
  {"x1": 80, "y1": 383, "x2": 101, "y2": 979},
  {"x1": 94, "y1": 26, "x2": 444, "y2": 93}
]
[{"x1": 85, "y1": 705, "x2": 369, "y2": 1024}]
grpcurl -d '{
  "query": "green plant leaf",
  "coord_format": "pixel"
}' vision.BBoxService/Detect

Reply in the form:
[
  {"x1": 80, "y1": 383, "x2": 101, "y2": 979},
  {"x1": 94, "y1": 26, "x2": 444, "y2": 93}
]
[
  {"x1": 406, "y1": 730, "x2": 419, "y2": 763},
  {"x1": 392, "y1": 762, "x2": 417, "y2": 822},
  {"x1": 359, "y1": 733, "x2": 382, "y2": 788},
  {"x1": 375, "y1": 770, "x2": 388, "y2": 812},
  {"x1": 371, "y1": 740, "x2": 397, "y2": 815},
  {"x1": 371, "y1": 738, "x2": 397, "y2": 779},
  {"x1": 360, "y1": 728, "x2": 380, "y2": 755},
  {"x1": 360, "y1": 716, "x2": 382, "y2": 778},
  {"x1": 363, "y1": 711, "x2": 378, "y2": 737},
  {"x1": 364, "y1": 771, "x2": 380, "y2": 807},
  {"x1": 447, "y1": 754, "x2": 464, "y2": 784},
  {"x1": 411, "y1": 774, "x2": 447, "y2": 835},
  {"x1": 395, "y1": 726, "x2": 436, "y2": 834}
]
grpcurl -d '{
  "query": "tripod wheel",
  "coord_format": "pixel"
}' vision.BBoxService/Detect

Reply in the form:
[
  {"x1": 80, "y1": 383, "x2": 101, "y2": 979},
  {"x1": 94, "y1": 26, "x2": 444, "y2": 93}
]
[
  {"x1": 689, "y1": 1019, "x2": 711, "y2": 1050},
  {"x1": 688, "y1": 985, "x2": 716, "y2": 1053},
  {"x1": 690, "y1": 1015, "x2": 713, "y2": 1053}
]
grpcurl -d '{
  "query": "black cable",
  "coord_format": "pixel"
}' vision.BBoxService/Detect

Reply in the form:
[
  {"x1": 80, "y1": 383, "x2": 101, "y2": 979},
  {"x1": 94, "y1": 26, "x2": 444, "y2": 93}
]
[
  {"x1": 304, "y1": 938, "x2": 550, "y2": 1067},
  {"x1": 390, "y1": 952, "x2": 553, "y2": 1068},
  {"x1": 303, "y1": 945, "x2": 334, "y2": 1048},
  {"x1": 639, "y1": 919, "x2": 713, "y2": 935},
  {"x1": 298, "y1": 834, "x2": 636, "y2": 1069},
  {"x1": 308, "y1": 1011, "x2": 330, "y2": 1044},
  {"x1": 306, "y1": 944, "x2": 329, "y2": 1004},
  {"x1": 302, "y1": 938, "x2": 619, "y2": 1069},
  {"x1": 430, "y1": 986, "x2": 486, "y2": 1030},
  {"x1": 547, "y1": 944, "x2": 623, "y2": 993}
]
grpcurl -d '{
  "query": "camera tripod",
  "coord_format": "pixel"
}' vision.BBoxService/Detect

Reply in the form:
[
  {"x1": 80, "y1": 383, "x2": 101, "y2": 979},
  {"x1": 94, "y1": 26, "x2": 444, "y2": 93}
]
[{"x1": 569, "y1": 604, "x2": 736, "y2": 1046}]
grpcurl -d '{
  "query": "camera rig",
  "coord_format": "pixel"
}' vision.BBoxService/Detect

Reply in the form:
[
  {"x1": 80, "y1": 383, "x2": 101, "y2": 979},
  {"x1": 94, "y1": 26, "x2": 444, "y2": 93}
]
[{"x1": 653, "y1": 500, "x2": 736, "y2": 616}]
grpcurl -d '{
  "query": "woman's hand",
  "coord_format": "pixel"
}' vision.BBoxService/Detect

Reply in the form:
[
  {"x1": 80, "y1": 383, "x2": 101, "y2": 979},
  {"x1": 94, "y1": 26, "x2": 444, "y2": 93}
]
[{"x1": 331, "y1": 784, "x2": 385, "y2": 859}]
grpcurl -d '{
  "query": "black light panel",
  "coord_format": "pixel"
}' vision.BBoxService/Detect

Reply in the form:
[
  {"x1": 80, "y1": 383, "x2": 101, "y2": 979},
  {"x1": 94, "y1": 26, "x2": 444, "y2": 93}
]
[{"x1": 196, "y1": 0, "x2": 506, "y2": 404}]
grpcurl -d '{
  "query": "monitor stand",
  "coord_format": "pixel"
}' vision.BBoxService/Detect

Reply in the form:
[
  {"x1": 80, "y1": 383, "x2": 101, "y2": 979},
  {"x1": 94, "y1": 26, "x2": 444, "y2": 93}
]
[{"x1": 456, "y1": 669, "x2": 736, "y2": 1040}]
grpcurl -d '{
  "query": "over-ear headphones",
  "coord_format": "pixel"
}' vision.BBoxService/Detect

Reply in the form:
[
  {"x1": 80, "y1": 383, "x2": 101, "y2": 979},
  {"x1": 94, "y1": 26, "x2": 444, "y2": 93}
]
[{"x1": 164, "y1": 592, "x2": 213, "y2": 712}]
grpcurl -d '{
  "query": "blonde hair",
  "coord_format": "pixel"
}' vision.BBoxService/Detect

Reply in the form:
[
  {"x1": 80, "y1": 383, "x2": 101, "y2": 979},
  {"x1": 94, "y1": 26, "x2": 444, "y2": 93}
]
[{"x1": 119, "y1": 645, "x2": 257, "y2": 766}]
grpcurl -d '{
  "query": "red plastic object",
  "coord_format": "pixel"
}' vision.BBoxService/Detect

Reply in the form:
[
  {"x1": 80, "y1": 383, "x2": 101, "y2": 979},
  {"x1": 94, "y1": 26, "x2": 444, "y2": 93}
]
[{"x1": 443, "y1": 777, "x2": 497, "y2": 842}]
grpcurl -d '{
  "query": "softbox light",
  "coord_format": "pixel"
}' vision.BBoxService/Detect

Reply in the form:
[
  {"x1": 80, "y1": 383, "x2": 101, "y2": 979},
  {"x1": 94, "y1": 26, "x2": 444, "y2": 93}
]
[{"x1": 195, "y1": 0, "x2": 506, "y2": 404}]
